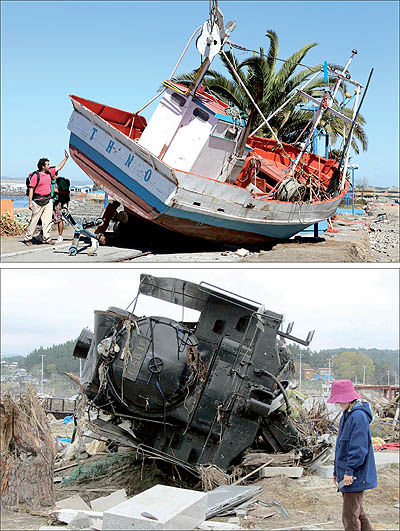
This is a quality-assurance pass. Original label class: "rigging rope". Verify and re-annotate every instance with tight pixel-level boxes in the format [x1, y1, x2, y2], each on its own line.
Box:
[227, 40, 321, 73]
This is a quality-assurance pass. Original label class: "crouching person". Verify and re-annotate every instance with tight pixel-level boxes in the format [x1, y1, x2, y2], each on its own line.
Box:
[327, 379, 377, 531]
[23, 151, 69, 245]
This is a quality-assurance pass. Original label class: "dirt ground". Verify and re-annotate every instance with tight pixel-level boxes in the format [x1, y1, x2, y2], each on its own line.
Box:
[1, 457, 398, 530]
[236, 466, 399, 530]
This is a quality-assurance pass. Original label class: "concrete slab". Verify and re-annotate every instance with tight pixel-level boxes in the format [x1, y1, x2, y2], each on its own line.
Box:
[103, 484, 207, 530]
[1, 241, 145, 263]
[90, 488, 127, 512]
[56, 495, 91, 511]
[373, 451, 400, 467]
[260, 466, 303, 478]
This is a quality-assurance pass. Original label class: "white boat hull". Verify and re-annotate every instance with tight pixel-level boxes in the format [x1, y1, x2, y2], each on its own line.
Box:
[68, 102, 347, 244]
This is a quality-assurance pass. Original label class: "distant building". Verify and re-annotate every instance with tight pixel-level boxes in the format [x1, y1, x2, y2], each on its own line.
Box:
[70, 184, 94, 193]
[313, 367, 334, 381]
[303, 368, 314, 380]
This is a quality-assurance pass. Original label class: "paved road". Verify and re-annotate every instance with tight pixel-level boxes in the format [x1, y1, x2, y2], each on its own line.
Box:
[1, 212, 377, 263]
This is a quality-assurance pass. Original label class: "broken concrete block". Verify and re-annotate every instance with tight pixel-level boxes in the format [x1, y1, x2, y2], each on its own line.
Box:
[51, 508, 103, 525]
[259, 466, 303, 478]
[56, 494, 92, 511]
[197, 521, 241, 530]
[103, 484, 207, 530]
[90, 488, 127, 512]
[67, 512, 103, 530]
[68, 515, 93, 529]
[235, 248, 250, 257]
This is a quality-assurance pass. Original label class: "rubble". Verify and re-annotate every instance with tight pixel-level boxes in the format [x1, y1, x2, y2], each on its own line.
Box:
[0, 211, 27, 236]
[51, 507, 102, 524]
[56, 495, 91, 511]
[0, 384, 55, 509]
[366, 203, 400, 262]
[259, 466, 304, 478]
[234, 248, 250, 257]
[360, 390, 399, 446]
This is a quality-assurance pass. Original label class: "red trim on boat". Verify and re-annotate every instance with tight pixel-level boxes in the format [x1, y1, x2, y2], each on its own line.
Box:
[70, 94, 147, 140]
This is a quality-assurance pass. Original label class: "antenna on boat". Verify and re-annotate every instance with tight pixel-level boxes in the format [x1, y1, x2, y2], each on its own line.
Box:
[284, 49, 365, 188]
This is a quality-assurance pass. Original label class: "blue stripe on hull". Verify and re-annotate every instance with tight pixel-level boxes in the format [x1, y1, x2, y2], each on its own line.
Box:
[69, 133, 167, 213]
[70, 132, 312, 239]
[164, 207, 311, 239]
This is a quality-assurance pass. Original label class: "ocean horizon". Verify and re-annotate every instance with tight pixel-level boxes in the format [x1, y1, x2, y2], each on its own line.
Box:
[2, 195, 30, 208]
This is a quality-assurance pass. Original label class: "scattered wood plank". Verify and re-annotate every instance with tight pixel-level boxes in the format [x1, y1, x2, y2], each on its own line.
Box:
[242, 452, 297, 467]
[231, 459, 273, 486]
[54, 462, 80, 473]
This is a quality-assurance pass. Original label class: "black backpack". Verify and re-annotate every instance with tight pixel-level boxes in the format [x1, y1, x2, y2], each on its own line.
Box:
[26, 171, 40, 196]
[57, 176, 70, 193]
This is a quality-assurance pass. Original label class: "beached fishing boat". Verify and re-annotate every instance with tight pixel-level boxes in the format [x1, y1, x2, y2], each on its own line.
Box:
[67, 2, 370, 244]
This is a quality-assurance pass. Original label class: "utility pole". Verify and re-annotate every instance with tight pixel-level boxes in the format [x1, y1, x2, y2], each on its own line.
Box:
[40, 354, 46, 395]
[348, 164, 359, 215]
[299, 351, 302, 391]
[363, 365, 366, 385]
[387, 371, 390, 386]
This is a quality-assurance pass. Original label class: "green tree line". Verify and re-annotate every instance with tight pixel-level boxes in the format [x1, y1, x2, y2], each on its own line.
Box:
[288, 343, 399, 384]
[6, 339, 80, 376]
[4, 340, 398, 386]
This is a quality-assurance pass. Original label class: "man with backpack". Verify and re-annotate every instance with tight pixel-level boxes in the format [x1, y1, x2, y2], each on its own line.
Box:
[23, 150, 69, 245]
[52, 172, 71, 242]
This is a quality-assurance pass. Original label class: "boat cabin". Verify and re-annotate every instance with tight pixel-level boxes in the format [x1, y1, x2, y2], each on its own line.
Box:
[137, 82, 247, 181]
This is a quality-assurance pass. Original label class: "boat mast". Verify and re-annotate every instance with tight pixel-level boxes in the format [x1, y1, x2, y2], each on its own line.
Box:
[339, 68, 374, 189]
[185, 0, 235, 97]
[287, 50, 359, 179]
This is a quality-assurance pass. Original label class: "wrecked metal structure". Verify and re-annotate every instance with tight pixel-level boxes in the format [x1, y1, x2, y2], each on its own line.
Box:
[74, 275, 323, 473]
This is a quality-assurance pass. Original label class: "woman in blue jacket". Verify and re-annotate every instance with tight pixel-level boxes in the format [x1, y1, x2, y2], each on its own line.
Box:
[327, 379, 377, 531]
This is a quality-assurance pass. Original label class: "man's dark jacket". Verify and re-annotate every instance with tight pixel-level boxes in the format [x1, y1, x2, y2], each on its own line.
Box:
[334, 400, 377, 492]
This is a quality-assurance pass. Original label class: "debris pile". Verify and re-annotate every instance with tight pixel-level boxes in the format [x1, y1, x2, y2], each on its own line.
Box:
[367, 204, 400, 262]
[293, 399, 339, 437]
[0, 211, 27, 236]
[0, 384, 55, 509]
[381, 393, 400, 420]
[367, 392, 400, 449]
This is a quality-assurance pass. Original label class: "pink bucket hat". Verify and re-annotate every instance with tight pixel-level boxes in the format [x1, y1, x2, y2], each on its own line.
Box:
[327, 379, 361, 403]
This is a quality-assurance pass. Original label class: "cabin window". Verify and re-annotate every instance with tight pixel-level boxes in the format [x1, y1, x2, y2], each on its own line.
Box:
[171, 92, 186, 107]
[225, 125, 238, 140]
[236, 316, 250, 333]
[193, 108, 209, 122]
[212, 319, 225, 334]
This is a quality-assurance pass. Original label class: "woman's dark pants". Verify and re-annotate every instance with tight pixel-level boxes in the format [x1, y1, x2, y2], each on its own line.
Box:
[342, 491, 373, 531]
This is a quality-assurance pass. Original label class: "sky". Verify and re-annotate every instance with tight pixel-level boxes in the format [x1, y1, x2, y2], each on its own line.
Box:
[1, 267, 399, 357]
[1, 1, 399, 187]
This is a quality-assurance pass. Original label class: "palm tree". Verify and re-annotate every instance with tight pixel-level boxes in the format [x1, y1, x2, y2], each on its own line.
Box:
[174, 30, 367, 157]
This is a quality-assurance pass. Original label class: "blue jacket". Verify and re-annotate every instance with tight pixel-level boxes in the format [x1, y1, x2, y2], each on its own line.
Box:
[334, 400, 377, 492]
